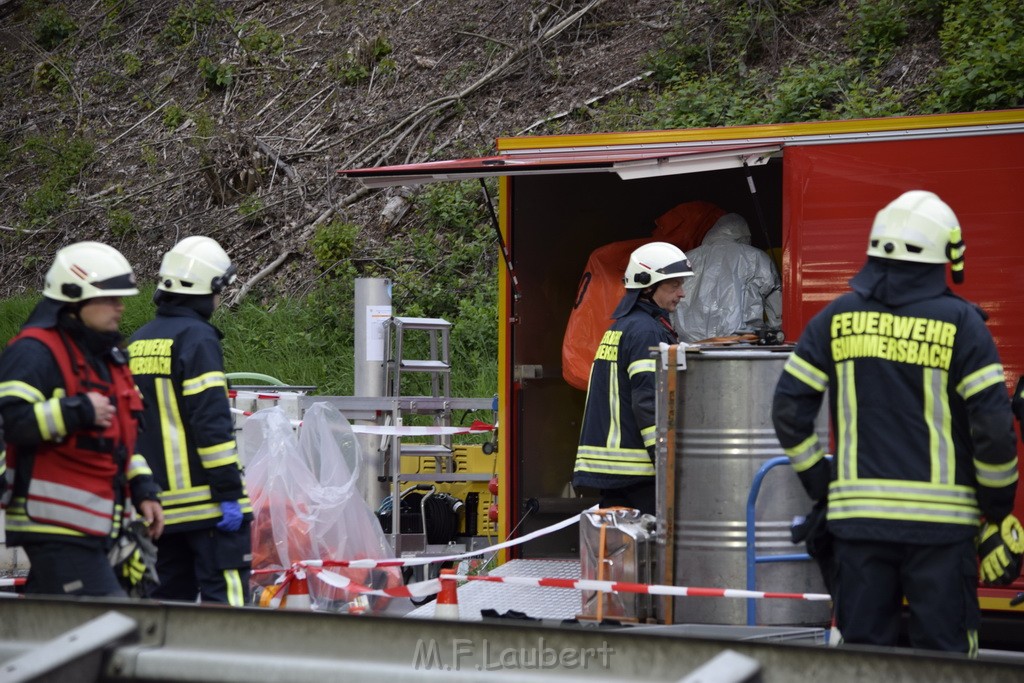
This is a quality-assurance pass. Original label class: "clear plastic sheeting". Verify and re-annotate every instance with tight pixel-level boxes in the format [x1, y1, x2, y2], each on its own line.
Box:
[244, 402, 402, 612]
[672, 213, 782, 343]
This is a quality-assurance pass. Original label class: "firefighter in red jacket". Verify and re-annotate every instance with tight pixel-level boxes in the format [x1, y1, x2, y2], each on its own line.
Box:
[0, 241, 164, 597]
[572, 242, 693, 514]
[772, 191, 1021, 655]
[128, 236, 252, 605]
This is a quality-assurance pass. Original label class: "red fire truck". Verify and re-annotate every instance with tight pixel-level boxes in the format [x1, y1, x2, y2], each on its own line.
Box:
[341, 109, 1024, 645]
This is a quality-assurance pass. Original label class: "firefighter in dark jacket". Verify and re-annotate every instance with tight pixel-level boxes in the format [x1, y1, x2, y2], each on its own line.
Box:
[772, 190, 1021, 655]
[128, 236, 252, 606]
[0, 241, 164, 597]
[573, 241, 694, 514]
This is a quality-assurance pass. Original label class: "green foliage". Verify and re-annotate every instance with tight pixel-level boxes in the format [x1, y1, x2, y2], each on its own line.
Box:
[217, 287, 357, 396]
[34, 4, 77, 50]
[198, 56, 235, 89]
[162, 103, 188, 129]
[193, 111, 216, 138]
[20, 132, 95, 224]
[238, 20, 284, 56]
[162, 0, 224, 46]
[122, 51, 142, 77]
[845, 0, 908, 67]
[107, 207, 136, 237]
[237, 195, 263, 224]
[328, 34, 393, 85]
[311, 219, 360, 277]
[772, 60, 854, 122]
[924, 0, 1024, 112]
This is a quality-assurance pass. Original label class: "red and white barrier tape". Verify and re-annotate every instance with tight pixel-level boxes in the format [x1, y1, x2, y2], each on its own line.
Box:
[0, 578, 25, 589]
[277, 567, 828, 604]
[258, 509, 828, 605]
[253, 508, 580, 580]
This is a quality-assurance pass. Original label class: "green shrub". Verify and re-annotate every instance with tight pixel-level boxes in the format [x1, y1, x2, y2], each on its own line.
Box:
[34, 4, 77, 50]
[924, 0, 1024, 112]
[107, 207, 136, 237]
[198, 56, 235, 89]
[311, 219, 360, 276]
[845, 0, 908, 67]
[238, 20, 284, 56]
[162, 0, 223, 46]
[162, 103, 188, 130]
[20, 132, 95, 224]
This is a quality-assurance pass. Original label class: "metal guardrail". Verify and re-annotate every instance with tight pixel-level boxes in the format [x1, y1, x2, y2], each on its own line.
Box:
[0, 597, 1020, 683]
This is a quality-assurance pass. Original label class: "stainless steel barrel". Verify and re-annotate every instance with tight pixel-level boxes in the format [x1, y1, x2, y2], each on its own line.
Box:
[656, 347, 830, 626]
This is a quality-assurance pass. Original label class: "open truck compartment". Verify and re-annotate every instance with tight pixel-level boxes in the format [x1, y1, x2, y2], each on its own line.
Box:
[340, 110, 1024, 629]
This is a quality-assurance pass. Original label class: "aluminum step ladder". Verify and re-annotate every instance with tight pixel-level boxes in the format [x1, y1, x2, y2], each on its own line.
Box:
[382, 316, 454, 554]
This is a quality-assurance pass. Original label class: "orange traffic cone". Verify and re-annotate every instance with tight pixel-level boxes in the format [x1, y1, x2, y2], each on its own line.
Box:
[283, 572, 311, 611]
[434, 569, 460, 620]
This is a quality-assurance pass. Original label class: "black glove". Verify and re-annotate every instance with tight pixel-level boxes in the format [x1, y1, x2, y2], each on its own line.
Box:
[978, 514, 1024, 586]
[791, 499, 834, 594]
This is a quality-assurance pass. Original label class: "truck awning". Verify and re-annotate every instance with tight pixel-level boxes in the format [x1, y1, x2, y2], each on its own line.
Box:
[338, 144, 780, 188]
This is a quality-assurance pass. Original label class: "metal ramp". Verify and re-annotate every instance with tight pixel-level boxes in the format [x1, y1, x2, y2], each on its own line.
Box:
[406, 559, 583, 621]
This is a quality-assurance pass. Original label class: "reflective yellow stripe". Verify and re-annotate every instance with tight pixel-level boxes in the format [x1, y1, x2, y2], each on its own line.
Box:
[159, 485, 214, 506]
[836, 360, 857, 480]
[627, 358, 655, 378]
[156, 377, 191, 491]
[574, 446, 655, 476]
[784, 353, 828, 393]
[923, 367, 953, 486]
[197, 440, 239, 469]
[161, 502, 222, 525]
[224, 569, 245, 606]
[33, 397, 66, 441]
[607, 364, 620, 448]
[0, 380, 45, 403]
[640, 424, 656, 448]
[957, 363, 1004, 399]
[829, 479, 980, 525]
[182, 371, 228, 397]
[784, 433, 825, 473]
[126, 453, 153, 479]
[974, 457, 1019, 488]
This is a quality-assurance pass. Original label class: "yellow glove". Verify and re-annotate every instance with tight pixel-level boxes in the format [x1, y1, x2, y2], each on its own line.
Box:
[979, 515, 1024, 586]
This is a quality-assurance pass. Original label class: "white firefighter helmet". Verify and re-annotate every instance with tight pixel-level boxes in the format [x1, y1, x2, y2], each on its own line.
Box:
[158, 236, 236, 295]
[623, 241, 694, 289]
[868, 190, 965, 281]
[43, 241, 139, 302]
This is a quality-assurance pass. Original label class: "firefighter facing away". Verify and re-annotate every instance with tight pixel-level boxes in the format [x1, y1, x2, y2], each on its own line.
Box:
[772, 190, 1021, 655]
[0, 242, 164, 597]
[572, 241, 693, 514]
[129, 236, 253, 605]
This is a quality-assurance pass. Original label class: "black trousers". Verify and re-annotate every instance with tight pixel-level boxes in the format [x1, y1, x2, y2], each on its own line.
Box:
[152, 525, 252, 606]
[598, 479, 656, 516]
[23, 542, 126, 598]
[833, 536, 979, 654]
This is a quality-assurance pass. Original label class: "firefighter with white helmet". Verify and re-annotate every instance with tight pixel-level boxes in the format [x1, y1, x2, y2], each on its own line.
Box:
[572, 241, 693, 513]
[0, 241, 163, 597]
[128, 236, 251, 605]
[772, 190, 1019, 654]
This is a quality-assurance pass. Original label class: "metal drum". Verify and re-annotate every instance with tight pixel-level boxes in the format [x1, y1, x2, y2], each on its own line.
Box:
[657, 347, 830, 626]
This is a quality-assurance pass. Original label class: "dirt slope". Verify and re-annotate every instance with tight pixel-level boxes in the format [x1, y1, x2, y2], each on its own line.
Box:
[0, 0, 673, 301]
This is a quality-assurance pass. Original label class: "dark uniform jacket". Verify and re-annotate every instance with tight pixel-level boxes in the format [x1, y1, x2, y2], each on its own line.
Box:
[128, 304, 252, 533]
[573, 296, 679, 490]
[0, 303, 160, 548]
[773, 258, 1018, 544]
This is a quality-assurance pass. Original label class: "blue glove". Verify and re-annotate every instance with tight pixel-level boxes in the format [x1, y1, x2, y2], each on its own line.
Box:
[216, 501, 243, 532]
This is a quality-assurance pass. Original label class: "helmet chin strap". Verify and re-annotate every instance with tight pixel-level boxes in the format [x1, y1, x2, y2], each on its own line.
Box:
[947, 226, 965, 284]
